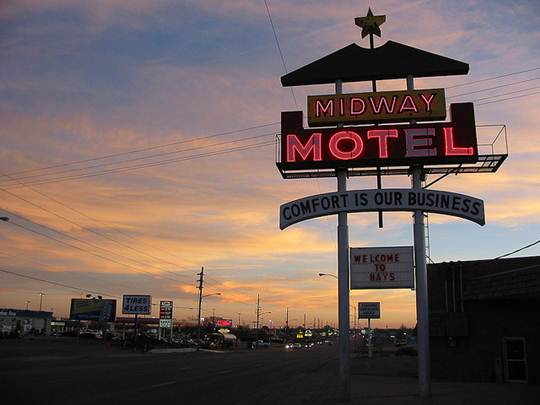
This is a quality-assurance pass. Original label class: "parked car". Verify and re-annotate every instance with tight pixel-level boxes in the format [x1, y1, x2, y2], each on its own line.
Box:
[79, 329, 103, 339]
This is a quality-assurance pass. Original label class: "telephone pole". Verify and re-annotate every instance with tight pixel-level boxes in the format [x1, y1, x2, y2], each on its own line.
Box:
[196, 267, 204, 347]
[255, 294, 260, 340]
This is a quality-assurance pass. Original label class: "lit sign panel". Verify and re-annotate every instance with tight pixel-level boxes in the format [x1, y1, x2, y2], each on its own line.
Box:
[278, 103, 477, 171]
[69, 299, 117, 322]
[358, 302, 381, 319]
[122, 295, 151, 315]
[279, 188, 485, 229]
[159, 300, 173, 320]
[308, 88, 446, 126]
[159, 319, 172, 328]
[216, 319, 233, 328]
[351, 247, 414, 289]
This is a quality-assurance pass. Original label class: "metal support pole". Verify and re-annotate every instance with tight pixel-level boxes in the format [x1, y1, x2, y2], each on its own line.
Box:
[408, 74, 430, 397]
[335, 78, 350, 401]
[368, 318, 372, 358]
[413, 166, 430, 397]
[337, 168, 351, 401]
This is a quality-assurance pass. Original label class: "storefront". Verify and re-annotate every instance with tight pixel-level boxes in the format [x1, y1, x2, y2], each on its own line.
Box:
[0, 308, 53, 336]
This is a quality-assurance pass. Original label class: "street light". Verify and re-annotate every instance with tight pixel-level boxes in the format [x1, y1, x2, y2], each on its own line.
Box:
[39, 293, 45, 311]
[25, 300, 30, 310]
[318, 273, 338, 279]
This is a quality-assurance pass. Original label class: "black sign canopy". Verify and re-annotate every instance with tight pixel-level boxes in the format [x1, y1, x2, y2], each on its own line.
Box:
[281, 41, 469, 87]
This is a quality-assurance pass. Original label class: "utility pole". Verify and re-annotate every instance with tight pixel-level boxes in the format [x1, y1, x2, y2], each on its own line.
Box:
[39, 293, 45, 311]
[303, 313, 306, 329]
[196, 267, 204, 347]
[255, 294, 260, 340]
[286, 307, 289, 329]
[238, 313, 241, 327]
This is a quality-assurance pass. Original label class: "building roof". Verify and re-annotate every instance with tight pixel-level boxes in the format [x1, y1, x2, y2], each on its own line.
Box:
[281, 41, 469, 87]
[0, 308, 53, 318]
[429, 256, 540, 301]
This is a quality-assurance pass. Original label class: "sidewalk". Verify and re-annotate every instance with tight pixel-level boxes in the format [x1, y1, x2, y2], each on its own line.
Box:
[345, 374, 539, 405]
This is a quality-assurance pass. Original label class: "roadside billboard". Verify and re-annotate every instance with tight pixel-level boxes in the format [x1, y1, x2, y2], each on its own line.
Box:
[69, 299, 116, 322]
[122, 295, 151, 315]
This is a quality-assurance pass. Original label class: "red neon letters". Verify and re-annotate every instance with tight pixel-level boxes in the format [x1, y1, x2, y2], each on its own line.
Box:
[285, 126, 472, 162]
[280, 103, 478, 170]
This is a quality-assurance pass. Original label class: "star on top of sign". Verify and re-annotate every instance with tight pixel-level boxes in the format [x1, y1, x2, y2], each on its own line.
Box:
[355, 8, 386, 38]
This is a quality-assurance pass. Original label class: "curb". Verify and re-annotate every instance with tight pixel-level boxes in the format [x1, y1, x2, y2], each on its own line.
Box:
[150, 348, 197, 354]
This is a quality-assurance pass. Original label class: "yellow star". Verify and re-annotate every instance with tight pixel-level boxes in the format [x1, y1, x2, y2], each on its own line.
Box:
[355, 8, 386, 38]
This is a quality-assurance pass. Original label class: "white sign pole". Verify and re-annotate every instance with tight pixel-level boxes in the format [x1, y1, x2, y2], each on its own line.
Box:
[367, 317, 372, 358]
[408, 74, 431, 397]
[336, 79, 351, 402]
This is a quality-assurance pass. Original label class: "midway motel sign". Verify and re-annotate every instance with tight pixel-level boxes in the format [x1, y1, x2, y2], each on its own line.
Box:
[278, 102, 477, 172]
[280, 188, 485, 230]
[307, 88, 446, 127]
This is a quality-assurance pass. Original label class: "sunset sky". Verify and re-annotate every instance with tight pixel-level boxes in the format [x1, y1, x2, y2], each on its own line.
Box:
[1, 0, 539, 329]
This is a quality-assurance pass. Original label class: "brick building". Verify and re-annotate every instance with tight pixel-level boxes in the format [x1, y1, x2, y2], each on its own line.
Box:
[428, 256, 540, 384]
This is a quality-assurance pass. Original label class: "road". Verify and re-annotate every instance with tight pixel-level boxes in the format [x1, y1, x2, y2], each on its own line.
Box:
[1, 338, 340, 405]
[2, 338, 539, 405]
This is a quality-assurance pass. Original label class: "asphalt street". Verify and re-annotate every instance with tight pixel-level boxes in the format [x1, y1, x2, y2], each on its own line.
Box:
[1, 338, 340, 405]
[2, 338, 539, 405]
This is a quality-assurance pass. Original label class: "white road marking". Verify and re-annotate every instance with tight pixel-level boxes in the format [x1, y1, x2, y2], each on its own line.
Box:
[151, 381, 177, 388]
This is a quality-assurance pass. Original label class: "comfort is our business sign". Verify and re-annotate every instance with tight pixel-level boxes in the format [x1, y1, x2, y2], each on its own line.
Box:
[307, 88, 446, 126]
[279, 188, 485, 229]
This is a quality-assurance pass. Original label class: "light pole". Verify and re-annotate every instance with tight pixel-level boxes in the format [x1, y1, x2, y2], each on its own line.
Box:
[25, 300, 30, 310]
[39, 293, 45, 311]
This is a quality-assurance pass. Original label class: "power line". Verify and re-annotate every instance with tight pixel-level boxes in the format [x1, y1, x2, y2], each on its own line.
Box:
[0, 174, 203, 270]
[445, 67, 540, 89]
[475, 90, 540, 106]
[494, 239, 540, 260]
[2, 65, 537, 186]
[0, 267, 120, 298]
[0, 267, 198, 311]
[263, 0, 298, 109]
[470, 86, 540, 103]
[1, 174, 198, 271]
[4, 219, 191, 285]
[4, 122, 279, 178]
[447, 76, 540, 99]
[0, 198, 195, 283]
[2, 132, 275, 185]
[3, 140, 274, 189]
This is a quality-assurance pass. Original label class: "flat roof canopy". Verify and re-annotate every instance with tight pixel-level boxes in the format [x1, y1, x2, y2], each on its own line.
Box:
[281, 41, 469, 87]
